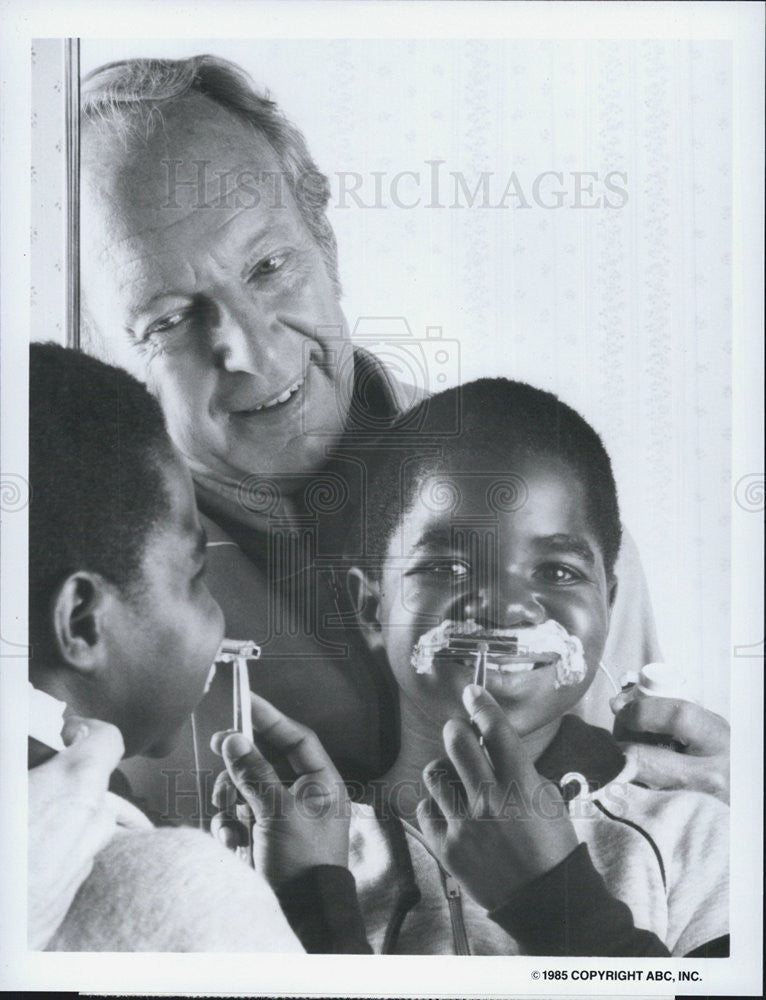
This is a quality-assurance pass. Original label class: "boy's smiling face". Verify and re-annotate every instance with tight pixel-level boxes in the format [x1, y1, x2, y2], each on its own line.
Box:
[372, 454, 616, 743]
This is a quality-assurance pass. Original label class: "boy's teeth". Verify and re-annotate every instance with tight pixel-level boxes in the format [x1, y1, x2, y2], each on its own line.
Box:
[487, 660, 536, 674]
[252, 378, 304, 411]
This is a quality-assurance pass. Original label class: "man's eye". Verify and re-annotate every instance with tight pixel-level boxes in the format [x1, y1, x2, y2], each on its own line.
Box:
[145, 310, 188, 337]
[248, 253, 287, 280]
[536, 564, 582, 585]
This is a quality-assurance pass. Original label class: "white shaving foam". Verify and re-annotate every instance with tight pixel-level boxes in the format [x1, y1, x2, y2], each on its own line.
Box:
[410, 618, 586, 687]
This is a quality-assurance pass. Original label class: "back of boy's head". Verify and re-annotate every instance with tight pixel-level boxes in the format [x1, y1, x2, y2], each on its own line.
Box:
[362, 377, 622, 577]
[29, 343, 173, 664]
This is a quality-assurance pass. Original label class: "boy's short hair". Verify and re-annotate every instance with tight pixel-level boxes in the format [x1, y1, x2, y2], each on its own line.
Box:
[361, 377, 622, 576]
[29, 344, 173, 661]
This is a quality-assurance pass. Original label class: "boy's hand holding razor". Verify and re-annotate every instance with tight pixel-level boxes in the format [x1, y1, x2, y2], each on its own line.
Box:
[210, 692, 351, 887]
[417, 684, 580, 912]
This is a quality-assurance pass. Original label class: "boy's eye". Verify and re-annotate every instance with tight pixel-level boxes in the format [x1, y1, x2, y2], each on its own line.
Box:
[536, 564, 583, 585]
[410, 559, 471, 579]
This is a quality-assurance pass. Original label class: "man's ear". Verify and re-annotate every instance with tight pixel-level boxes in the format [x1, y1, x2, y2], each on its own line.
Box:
[346, 567, 385, 652]
[51, 572, 111, 674]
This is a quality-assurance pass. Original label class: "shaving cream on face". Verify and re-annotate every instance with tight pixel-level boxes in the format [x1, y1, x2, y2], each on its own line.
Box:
[410, 618, 587, 688]
[411, 619, 482, 674]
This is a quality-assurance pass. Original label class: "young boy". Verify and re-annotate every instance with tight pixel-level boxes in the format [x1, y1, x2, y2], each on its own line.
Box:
[343, 377, 729, 955]
[29, 344, 358, 952]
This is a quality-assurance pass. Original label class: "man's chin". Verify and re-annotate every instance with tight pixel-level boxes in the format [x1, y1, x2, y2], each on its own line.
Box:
[226, 430, 346, 483]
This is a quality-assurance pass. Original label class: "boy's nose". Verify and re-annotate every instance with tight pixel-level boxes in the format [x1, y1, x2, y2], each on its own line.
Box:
[496, 594, 546, 628]
[456, 578, 546, 629]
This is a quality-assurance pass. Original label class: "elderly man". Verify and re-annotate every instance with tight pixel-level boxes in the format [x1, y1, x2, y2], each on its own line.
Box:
[77, 55, 728, 822]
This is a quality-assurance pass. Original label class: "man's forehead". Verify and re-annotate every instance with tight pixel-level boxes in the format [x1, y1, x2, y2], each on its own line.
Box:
[81, 106, 304, 305]
[83, 91, 273, 165]
[82, 93, 287, 230]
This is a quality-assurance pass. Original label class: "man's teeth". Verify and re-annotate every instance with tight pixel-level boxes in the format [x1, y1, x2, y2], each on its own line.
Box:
[251, 378, 304, 411]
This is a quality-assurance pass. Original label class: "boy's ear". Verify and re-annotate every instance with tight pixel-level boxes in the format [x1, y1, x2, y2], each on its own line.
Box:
[607, 575, 618, 614]
[346, 567, 385, 652]
[51, 572, 111, 674]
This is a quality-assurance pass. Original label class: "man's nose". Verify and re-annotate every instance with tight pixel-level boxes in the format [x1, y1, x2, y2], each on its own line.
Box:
[210, 297, 279, 375]
[459, 574, 546, 629]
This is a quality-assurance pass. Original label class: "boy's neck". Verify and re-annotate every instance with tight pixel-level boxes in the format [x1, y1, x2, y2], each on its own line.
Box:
[380, 695, 564, 824]
[379, 697, 443, 822]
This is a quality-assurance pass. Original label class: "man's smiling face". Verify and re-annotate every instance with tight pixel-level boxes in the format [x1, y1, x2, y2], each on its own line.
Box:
[375, 454, 616, 741]
[82, 94, 352, 482]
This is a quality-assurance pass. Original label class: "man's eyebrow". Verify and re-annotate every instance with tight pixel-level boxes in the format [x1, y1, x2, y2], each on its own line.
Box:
[536, 534, 596, 563]
[239, 225, 310, 273]
[123, 222, 292, 321]
[130, 289, 191, 315]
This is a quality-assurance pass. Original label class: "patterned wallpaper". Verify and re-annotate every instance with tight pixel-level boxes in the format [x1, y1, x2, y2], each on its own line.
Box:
[31, 40, 67, 345]
[33, 38, 732, 714]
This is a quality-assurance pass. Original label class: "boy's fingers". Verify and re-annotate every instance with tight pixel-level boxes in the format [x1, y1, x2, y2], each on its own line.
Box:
[210, 729, 239, 756]
[613, 697, 729, 755]
[248, 692, 341, 782]
[222, 732, 283, 820]
[621, 742, 688, 788]
[461, 684, 536, 789]
[442, 717, 494, 798]
[211, 769, 238, 811]
[609, 690, 632, 714]
[416, 796, 448, 850]
[210, 812, 249, 850]
[423, 758, 467, 819]
[621, 743, 729, 803]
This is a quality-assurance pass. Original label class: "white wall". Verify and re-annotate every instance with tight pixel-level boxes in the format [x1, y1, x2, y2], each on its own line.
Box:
[34, 37, 733, 714]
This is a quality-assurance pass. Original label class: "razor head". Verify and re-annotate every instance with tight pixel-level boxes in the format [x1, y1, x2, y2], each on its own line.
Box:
[215, 639, 261, 663]
[443, 634, 521, 656]
[438, 633, 560, 667]
[219, 639, 259, 744]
